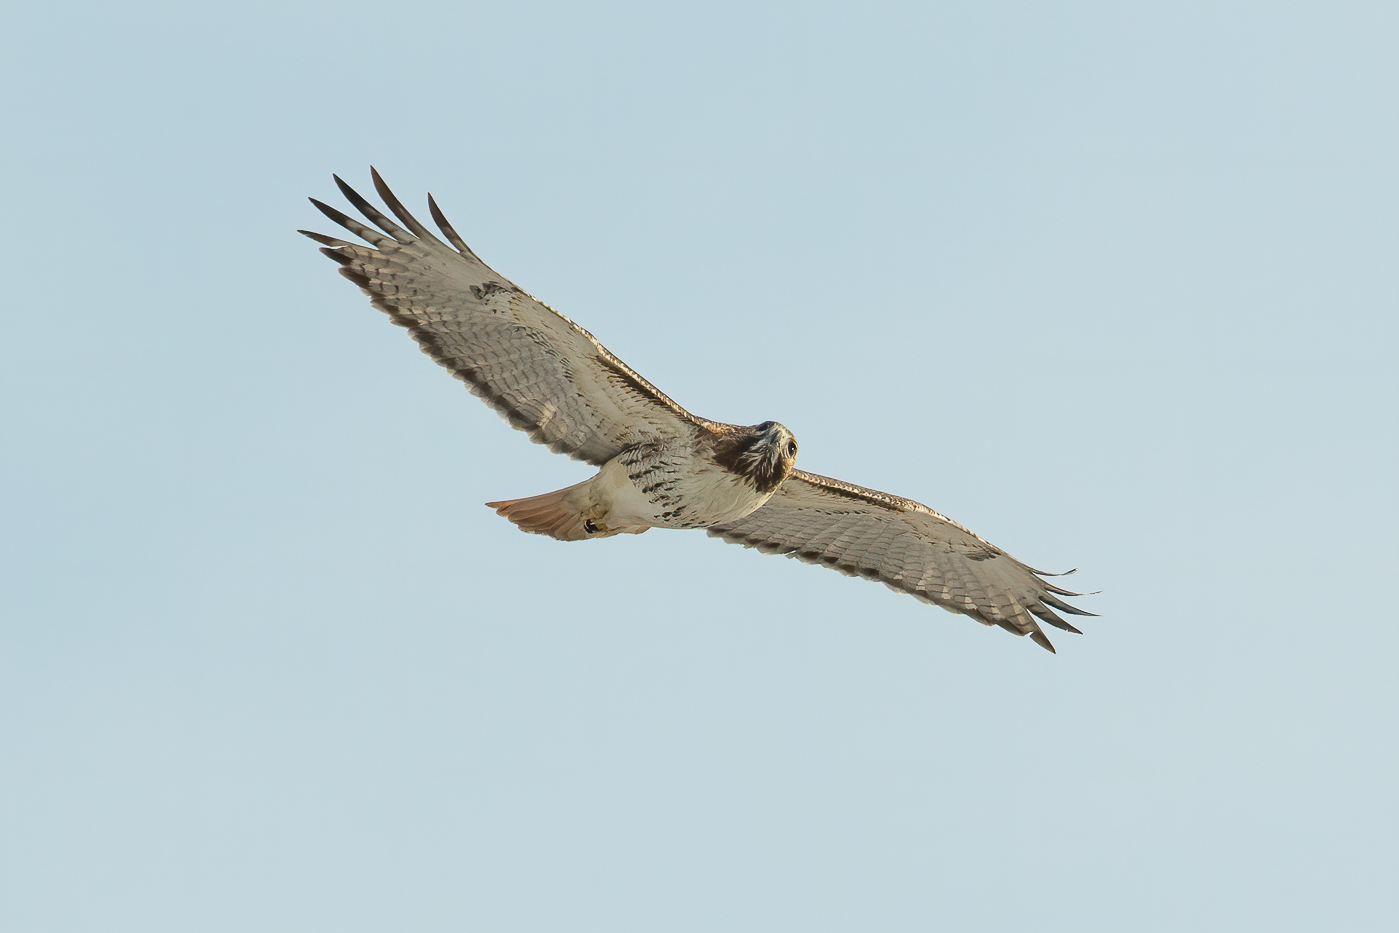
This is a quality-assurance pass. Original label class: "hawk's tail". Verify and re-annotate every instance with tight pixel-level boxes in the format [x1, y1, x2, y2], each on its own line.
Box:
[487, 480, 597, 541]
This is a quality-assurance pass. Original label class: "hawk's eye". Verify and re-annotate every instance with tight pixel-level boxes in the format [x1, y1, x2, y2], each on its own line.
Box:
[786, 441, 798, 457]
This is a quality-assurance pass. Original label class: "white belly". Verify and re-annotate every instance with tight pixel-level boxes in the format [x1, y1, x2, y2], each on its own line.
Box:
[591, 448, 772, 532]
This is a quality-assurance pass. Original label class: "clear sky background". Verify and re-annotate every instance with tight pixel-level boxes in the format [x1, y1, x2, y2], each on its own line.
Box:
[2, 2, 1395, 931]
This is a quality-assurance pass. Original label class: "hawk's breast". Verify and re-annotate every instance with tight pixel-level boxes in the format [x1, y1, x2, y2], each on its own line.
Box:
[601, 439, 780, 530]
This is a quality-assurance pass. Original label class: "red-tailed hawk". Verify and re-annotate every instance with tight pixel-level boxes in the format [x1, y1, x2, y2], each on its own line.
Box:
[302, 170, 1094, 651]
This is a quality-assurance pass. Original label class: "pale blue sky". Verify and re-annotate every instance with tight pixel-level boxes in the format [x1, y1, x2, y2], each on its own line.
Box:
[2, 2, 1396, 931]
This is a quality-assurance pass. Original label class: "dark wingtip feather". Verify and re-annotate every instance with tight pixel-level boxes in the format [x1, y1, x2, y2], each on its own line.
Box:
[332, 172, 407, 240]
[308, 196, 350, 224]
[1030, 631, 1057, 653]
[299, 229, 353, 248]
[428, 193, 476, 257]
[369, 167, 443, 245]
[1042, 591, 1097, 618]
[306, 197, 392, 247]
[1029, 599, 1086, 635]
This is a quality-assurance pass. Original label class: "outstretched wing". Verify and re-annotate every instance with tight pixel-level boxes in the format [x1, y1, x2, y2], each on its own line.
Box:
[301, 169, 706, 465]
[708, 470, 1094, 651]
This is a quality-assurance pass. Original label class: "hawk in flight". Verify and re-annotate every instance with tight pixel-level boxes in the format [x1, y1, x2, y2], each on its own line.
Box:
[302, 170, 1094, 651]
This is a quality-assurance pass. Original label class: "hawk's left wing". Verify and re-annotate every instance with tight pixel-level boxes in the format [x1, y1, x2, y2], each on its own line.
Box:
[708, 470, 1094, 651]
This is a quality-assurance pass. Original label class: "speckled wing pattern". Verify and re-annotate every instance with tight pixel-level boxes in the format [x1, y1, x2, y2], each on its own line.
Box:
[300, 170, 705, 466]
[708, 471, 1093, 652]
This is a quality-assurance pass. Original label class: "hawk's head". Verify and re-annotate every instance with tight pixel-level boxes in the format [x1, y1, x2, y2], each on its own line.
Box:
[731, 420, 798, 494]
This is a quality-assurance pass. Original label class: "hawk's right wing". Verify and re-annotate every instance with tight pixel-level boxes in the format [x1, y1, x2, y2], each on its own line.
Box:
[301, 170, 708, 466]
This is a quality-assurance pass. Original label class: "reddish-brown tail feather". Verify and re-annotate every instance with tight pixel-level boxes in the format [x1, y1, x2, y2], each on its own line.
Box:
[486, 481, 594, 541]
